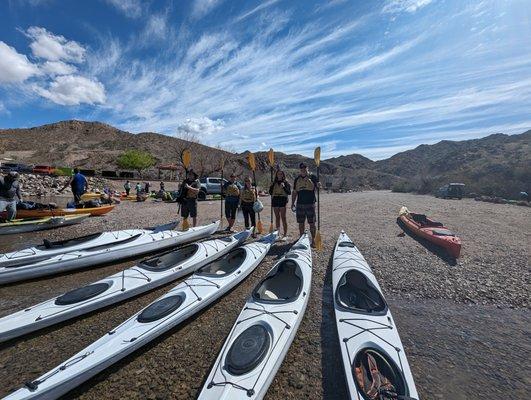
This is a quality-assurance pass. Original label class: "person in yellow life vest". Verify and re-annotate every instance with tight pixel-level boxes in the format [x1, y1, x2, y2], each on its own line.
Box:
[223, 173, 242, 232]
[240, 176, 257, 238]
[179, 170, 201, 227]
[291, 162, 319, 247]
[269, 169, 291, 240]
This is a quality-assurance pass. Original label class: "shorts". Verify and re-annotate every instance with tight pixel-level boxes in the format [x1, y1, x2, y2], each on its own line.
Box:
[181, 199, 197, 218]
[272, 196, 288, 208]
[225, 201, 238, 219]
[296, 204, 316, 224]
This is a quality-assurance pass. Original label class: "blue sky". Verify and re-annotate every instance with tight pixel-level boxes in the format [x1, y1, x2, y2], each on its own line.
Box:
[0, 0, 529, 159]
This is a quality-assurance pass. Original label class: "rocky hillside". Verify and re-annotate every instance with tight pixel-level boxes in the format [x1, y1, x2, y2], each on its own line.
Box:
[0, 120, 529, 198]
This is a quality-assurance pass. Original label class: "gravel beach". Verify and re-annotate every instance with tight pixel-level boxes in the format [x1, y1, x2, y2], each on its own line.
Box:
[0, 191, 529, 399]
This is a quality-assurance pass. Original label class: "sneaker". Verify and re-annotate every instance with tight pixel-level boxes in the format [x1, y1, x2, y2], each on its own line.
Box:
[310, 242, 316, 248]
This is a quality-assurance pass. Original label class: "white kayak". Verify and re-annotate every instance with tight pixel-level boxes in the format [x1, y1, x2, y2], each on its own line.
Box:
[4, 232, 277, 400]
[198, 233, 312, 400]
[0, 229, 251, 343]
[332, 231, 418, 400]
[0, 221, 219, 284]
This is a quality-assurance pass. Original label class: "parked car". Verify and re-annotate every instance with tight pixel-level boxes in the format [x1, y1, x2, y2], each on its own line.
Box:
[33, 165, 55, 175]
[437, 183, 465, 199]
[198, 177, 228, 200]
[1, 163, 34, 173]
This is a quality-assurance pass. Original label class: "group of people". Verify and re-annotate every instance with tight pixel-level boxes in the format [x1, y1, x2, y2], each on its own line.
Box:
[176, 162, 320, 246]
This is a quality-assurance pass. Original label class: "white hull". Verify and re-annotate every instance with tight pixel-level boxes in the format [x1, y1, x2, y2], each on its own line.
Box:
[0, 226, 250, 343]
[198, 234, 313, 400]
[0, 222, 219, 284]
[3, 233, 276, 400]
[332, 231, 418, 399]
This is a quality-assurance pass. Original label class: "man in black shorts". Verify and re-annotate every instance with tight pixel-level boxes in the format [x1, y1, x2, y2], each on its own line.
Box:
[291, 162, 319, 247]
[179, 170, 200, 227]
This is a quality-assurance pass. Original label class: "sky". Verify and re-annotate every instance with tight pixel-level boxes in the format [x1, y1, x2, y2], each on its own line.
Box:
[0, 0, 530, 160]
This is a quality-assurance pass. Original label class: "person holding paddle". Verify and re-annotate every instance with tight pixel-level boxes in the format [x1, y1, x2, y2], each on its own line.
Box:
[269, 169, 291, 240]
[179, 169, 200, 227]
[222, 173, 241, 232]
[291, 162, 319, 247]
[240, 176, 257, 238]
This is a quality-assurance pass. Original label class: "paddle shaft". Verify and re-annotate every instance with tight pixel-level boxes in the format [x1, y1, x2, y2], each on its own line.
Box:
[270, 167, 273, 225]
[317, 166, 320, 230]
[252, 170, 261, 221]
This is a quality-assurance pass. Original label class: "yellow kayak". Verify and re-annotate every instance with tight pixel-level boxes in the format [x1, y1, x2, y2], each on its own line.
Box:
[80, 193, 102, 201]
[0, 214, 90, 235]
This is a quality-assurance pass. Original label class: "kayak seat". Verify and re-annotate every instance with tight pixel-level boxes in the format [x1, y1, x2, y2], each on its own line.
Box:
[253, 260, 302, 303]
[137, 294, 185, 323]
[140, 244, 199, 272]
[197, 248, 246, 276]
[336, 270, 387, 314]
[225, 324, 271, 376]
[55, 282, 111, 306]
[411, 213, 444, 227]
[38, 232, 102, 250]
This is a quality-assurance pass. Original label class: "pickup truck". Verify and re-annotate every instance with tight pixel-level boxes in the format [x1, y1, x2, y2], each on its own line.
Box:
[198, 177, 228, 200]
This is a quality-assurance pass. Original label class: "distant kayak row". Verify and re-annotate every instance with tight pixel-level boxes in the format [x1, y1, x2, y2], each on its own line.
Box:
[1, 225, 419, 400]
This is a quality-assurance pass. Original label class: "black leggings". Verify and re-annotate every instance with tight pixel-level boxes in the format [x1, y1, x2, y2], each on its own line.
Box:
[241, 202, 256, 229]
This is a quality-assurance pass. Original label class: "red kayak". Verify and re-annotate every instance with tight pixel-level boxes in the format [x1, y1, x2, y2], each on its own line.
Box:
[398, 206, 462, 258]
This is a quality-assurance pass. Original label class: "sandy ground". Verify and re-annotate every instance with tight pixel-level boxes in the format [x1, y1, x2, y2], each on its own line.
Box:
[0, 191, 529, 399]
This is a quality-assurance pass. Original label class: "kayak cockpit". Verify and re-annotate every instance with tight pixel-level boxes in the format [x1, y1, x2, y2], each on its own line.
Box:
[253, 260, 303, 303]
[139, 244, 200, 272]
[37, 232, 103, 250]
[196, 248, 246, 276]
[353, 348, 409, 400]
[336, 270, 387, 315]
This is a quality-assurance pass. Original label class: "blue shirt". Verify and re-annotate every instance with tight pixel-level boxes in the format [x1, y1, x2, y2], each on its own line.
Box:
[71, 173, 87, 194]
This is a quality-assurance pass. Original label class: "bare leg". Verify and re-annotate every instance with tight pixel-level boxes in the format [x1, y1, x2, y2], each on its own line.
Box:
[298, 222, 305, 236]
[274, 208, 281, 230]
[309, 222, 316, 242]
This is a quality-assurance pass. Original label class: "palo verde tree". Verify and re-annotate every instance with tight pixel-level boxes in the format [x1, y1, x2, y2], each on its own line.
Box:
[117, 149, 156, 178]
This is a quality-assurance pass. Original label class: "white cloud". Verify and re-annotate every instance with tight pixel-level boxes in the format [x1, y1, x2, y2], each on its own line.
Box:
[0, 41, 40, 83]
[191, 0, 224, 19]
[41, 60, 77, 76]
[105, 0, 143, 18]
[177, 117, 225, 136]
[36, 75, 106, 105]
[142, 13, 169, 41]
[382, 0, 433, 14]
[25, 26, 86, 63]
[235, 0, 281, 22]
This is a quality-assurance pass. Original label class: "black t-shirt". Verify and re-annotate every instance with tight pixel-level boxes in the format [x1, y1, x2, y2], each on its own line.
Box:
[293, 174, 318, 205]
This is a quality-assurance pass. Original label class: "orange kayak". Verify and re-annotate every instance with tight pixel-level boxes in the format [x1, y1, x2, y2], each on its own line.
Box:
[3, 205, 115, 219]
[398, 206, 461, 259]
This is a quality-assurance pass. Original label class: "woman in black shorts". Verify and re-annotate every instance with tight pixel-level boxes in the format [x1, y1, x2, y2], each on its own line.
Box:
[240, 177, 257, 238]
[269, 169, 291, 240]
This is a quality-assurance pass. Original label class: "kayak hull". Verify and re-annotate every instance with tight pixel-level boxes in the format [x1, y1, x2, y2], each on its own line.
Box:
[198, 234, 312, 400]
[0, 214, 89, 235]
[333, 231, 418, 399]
[1, 205, 115, 219]
[0, 227, 247, 343]
[0, 221, 220, 284]
[398, 213, 461, 258]
[3, 235, 275, 400]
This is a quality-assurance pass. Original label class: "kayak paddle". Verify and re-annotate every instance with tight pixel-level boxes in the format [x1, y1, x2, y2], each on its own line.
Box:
[247, 152, 263, 234]
[268, 148, 275, 233]
[314, 146, 323, 251]
[220, 157, 225, 229]
[182, 148, 191, 231]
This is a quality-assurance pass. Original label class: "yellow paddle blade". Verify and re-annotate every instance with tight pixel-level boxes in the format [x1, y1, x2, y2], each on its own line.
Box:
[314, 230, 323, 251]
[182, 149, 192, 169]
[182, 218, 190, 231]
[314, 147, 321, 167]
[247, 152, 256, 171]
[268, 148, 274, 167]
[256, 219, 263, 234]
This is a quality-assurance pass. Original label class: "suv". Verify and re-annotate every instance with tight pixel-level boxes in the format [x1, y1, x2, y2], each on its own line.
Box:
[437, 183, 465, 199]
[198, 177, 228, 200]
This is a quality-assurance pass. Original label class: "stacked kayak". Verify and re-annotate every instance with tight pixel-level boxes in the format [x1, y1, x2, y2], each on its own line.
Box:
[0, 214, 89, 235]
[3, 232, 276, 400]
[398, 206, 461, 258]
[0, 221, 220, 284]
[0, 229, 251, 343]
[1, 205, 115, 219]
[198, 233, 312, 400]
[333, 231, 418, 400]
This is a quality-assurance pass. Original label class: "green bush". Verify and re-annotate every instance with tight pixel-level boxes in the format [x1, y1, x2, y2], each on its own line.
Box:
[117, 150, 156, 177]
